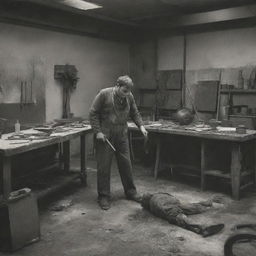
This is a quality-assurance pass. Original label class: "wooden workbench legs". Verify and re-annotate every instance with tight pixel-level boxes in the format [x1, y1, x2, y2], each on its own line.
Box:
[231, 143, 242, 200]
[2, 156, 11, 200]
[154, 138, 161, 179]
[60, 134, 88, 185]
[255, 140, 256, 187]
[80, 134, 87, 185]
[201, 141, 242, 200]
[63, 141, 70, 172]
[201, 140, 206, 191]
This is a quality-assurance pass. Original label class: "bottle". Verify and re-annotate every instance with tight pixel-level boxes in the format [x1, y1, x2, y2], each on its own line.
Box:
[15, 120, 20, 134]
[237, 70, 244, 89]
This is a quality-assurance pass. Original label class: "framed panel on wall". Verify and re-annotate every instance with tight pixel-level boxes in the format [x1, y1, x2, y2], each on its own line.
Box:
[130, 40, 157, 89]
[157, 70, 182, 90]
[194, 80, 219, 112]
[139, 91, 156, 108]
[166, 70, 182, 89]
[164, 91, 182, 110]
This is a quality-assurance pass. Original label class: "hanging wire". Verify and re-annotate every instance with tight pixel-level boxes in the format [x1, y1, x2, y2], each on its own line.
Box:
[185, 84, 200, 121]
[216, 69, 223, 120]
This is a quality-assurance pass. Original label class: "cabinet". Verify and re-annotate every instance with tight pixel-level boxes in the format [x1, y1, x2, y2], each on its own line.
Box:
[220, 89, 256, 129]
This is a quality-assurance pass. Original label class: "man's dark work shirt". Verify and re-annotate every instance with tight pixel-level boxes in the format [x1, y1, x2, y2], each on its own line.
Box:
[89, 87, 143, 135]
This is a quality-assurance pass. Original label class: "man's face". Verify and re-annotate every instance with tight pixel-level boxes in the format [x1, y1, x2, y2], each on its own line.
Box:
[117, 85, 131, 98]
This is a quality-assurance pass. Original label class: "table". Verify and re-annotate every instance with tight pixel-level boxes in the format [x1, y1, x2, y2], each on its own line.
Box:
[0, 126, 92, 200]
[129, 122, 256, 200]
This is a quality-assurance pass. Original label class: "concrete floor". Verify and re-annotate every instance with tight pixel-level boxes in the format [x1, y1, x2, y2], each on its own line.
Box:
[1, 158, 256, 256]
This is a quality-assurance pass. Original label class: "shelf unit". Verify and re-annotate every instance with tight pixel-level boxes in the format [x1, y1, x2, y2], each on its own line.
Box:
[204, 169, 252, 179]
[220, 89, 256, 128]
[221, 89, 256, 94]
[229, 115, 256, 118]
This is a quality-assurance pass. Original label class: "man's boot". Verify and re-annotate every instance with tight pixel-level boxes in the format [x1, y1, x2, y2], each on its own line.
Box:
[98, 197, 111, 210]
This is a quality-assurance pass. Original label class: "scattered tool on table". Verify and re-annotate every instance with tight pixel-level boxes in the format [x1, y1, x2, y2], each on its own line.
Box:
[9, 141, 30, 145]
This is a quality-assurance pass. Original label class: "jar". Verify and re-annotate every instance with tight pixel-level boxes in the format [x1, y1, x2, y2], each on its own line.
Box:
[236, 125, 246, 134]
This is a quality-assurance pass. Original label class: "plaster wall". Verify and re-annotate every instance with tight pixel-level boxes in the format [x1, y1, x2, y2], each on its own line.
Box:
[0, 22, 129, 154]
[158, 27, 256, 71]
[157, 27, 256, 126]
[186, 27, 256, 69]
[44, 31, 130, 122]
[0, 22, 129, 124]
[158, 36, 184, 70]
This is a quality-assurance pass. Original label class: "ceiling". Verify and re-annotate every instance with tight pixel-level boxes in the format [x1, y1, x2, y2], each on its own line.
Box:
[84, 0, 256, 24]
[1, 0, 256, 41]
[6, 0, 256, 28]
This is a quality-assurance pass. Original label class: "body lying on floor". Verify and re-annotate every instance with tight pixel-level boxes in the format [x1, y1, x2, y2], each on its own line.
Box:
[141, 192, 224, 237]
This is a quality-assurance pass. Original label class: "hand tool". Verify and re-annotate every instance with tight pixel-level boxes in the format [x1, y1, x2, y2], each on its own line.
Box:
[105, 138, 116, 152]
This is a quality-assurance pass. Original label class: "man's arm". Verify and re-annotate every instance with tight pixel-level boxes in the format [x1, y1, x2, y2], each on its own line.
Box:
[129, 94, 148, 138]
[89, 91, 104, 134]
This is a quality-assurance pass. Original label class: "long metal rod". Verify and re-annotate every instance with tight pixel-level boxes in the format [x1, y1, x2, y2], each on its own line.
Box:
[105, 138, 116, 152]
[185, 85, 200, 120]
[182, 33, 187, 107]
[216, 69, 223, 120]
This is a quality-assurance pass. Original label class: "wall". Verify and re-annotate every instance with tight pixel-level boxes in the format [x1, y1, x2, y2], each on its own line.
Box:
[158, 36, 183, 70]
[157, 27, 256, 124]
[0, 24, 47, 126]
[130, 40, 157, 91]
[0, 22, 130, 153]
[0, 22, 129, 123]
[186, 27, 256, 69]
[44, 30, 130, 122]
[158, 27, 256, 71]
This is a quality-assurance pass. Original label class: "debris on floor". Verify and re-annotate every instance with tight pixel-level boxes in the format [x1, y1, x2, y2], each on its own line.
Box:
[4, 158, 256, 256]
[49, 199, 73, 211]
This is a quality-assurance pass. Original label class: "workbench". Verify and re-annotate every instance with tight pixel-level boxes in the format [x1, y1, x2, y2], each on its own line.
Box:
[0, 125, 92, 201]
[129, 122, 256, 200]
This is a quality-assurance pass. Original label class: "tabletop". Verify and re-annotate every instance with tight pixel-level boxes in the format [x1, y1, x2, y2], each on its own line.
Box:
[0, 125, 92, 156]
[128, 122, 256, 142]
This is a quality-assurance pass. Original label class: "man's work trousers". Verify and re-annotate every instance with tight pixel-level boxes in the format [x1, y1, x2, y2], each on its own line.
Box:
[95, 130, 137, 199]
